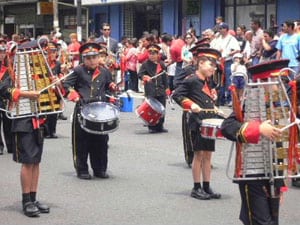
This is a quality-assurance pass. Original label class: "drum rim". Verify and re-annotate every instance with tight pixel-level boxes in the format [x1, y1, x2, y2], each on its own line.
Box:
[81, 101, 120, 122]
[144, 97, 165, 114]
[80, 120, 119, 135]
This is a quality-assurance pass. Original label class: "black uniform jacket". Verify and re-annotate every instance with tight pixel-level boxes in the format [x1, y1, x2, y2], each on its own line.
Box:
[172, 75, 218, 131]
[0, 66, 35, 132]
[221, 112, 243, 142]
[138, 59, 167, 97]
[0, 64, 11, 109]
[173, 64, 195, 88]
[63, 64, 113, 103]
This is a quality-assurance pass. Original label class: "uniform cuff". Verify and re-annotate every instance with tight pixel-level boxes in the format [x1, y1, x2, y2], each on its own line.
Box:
[239, 120, 261, 144]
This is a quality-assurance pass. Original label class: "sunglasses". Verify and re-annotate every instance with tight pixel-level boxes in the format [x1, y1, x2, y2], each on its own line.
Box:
[103, 28, 111, 31]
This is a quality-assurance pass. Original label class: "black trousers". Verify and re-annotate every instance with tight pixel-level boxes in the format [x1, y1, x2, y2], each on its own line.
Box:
[238, 180, 280, 225]
[45, 114, 58, 136]
[0, 110, 13, 153]
[72, 106, 109, 174]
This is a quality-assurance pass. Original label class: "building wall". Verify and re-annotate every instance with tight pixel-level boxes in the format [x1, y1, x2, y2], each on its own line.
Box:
[277, 0, 300, 26]
[162, 0, 180, 36]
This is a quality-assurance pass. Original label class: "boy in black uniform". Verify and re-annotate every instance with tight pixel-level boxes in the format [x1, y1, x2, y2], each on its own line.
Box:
[2, 39, 51, 217]
[0, 38, 13, 154]
[172, 48, 222, 200]
[44, 41, 63, 138]
[221, 60, 292, 225]
[138, 44, 168, 133]
[63, 42, 118, 180]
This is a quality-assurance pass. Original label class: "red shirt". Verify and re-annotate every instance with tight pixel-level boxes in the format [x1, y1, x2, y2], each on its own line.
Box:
[170, 39, 185, 63]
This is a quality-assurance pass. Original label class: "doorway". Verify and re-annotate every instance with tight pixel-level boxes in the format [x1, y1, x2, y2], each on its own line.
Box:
[134, 3, 161, 38]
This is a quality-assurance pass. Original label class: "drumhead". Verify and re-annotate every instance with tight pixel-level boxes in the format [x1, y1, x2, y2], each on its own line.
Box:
[81, 102, 119, 122]
[201, 118, 224, 127]
[146, 97, 165, 114]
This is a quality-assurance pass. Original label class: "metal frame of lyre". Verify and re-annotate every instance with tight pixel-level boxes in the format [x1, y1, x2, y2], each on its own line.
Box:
[226, 68, 300, 188]
[5, 37, 70, 119]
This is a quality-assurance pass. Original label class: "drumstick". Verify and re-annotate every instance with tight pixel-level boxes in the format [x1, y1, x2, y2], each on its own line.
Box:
[38, 71, 74, 94]
[280, 118, 300, 132]
[150, 70, 166, 80]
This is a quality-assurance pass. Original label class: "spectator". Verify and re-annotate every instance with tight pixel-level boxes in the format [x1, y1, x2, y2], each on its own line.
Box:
[276, 20, 300, 79]
[260, 29, 278, 62]
[250, 19, 264, 65]
[210, 22, 240, 106]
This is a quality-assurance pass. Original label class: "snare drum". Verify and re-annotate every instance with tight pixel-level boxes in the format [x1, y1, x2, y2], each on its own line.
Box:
[200, 118, 224, 140]
[135, 98, 165, 126]
[79, 102, 120, 135]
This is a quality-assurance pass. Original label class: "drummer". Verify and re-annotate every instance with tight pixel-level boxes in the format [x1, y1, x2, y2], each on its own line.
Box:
[138, 44, 168, 133]
[172, 48, 222, 200]
[63, 42, 118, 179]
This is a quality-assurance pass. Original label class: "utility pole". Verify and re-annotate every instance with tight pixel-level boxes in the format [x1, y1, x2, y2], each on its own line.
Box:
[53, 0, 60, 33]
[76, 0, 82, 42]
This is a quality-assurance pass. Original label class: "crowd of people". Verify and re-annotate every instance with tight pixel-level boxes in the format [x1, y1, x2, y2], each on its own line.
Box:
[0, 18, 300, 225]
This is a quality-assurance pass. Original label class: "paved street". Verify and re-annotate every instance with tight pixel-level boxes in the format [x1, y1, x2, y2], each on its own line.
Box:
[0, 98, 300, 225]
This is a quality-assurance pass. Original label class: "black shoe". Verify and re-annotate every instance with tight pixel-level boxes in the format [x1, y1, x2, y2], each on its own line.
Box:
[191, 188, 210, 200]
[23, 202, 40, 217]
[77, 172, 92, 180]
[204, 188, 221, 199]
[58, 114, 67, 120]
[292, 179, 300, 188]
[148, 129, 158, 134]
[34, 201, 50, 213]
[94, 171, 109, 179]
[49, 134, 58, 139]
[0, 148, 3, 155]
[159, 128, 168, 133]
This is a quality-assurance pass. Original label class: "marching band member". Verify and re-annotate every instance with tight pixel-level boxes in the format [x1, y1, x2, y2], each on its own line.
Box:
[138, 44, 168, 133]
[44, 41, 64, 138]
[63, 42, 118, 180]
[221, 59, 294, 225]
[0, 38, 13, 154]
[172, 48, 222, 200]
[4, 39, 51, 217]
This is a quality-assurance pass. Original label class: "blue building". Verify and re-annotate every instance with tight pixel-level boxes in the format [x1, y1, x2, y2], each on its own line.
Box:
[1, 0, 300, 41]
[84, 0, 300, 41]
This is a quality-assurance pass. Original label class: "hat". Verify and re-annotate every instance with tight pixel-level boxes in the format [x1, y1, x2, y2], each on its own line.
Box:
[248, 59, 290, 81]
[147, 44, 161, 53]
[7, 41, 17, 54]
[219, 22, 229, 30]
[47, 41, 58, 50]
[189, 44, 206, 56]
[79, 42, 101, 57]
[194, 38, 210, 48]
[190, 47, 221, 62]
[233, 53, 243, 59]
[0, 38, 7, 44]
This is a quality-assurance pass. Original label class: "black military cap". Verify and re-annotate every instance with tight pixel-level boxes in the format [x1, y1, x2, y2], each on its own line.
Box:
[248, 59, 290, 81]
[147, 44, 161, 53]
[191, 47, 221, 62]
[47, 41, 58, 50]
[79, 42, 102, 57]
[194, 38, 210, 48]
